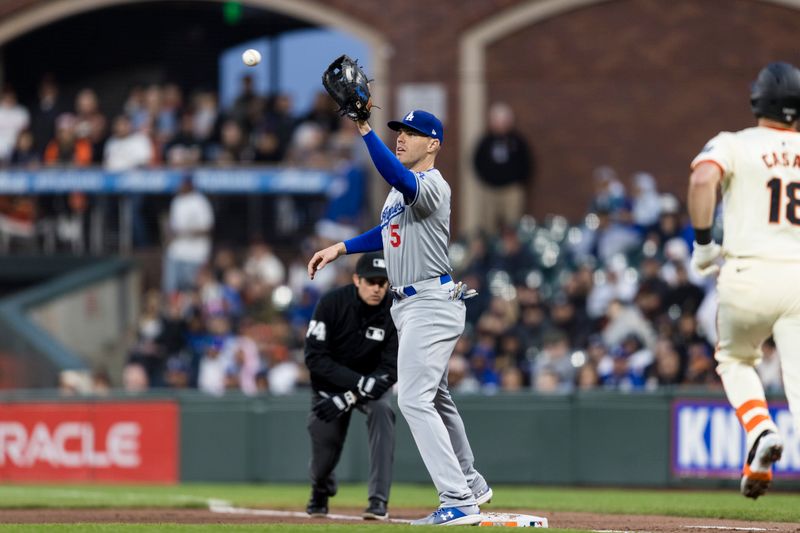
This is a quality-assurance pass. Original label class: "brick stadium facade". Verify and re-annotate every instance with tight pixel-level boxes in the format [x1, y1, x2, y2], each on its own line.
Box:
[2, 0, 800, 230]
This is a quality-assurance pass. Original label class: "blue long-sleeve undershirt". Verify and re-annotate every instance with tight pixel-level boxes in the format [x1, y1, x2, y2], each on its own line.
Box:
[343, 224, 383, 254]
[362, 130, 418, 200]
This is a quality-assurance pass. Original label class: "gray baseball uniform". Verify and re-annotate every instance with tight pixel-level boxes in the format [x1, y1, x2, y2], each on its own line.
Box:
[380, 169, 488, 507]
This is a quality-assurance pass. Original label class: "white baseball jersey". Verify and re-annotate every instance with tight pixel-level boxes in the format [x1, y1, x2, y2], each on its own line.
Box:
[692, 126, 800, 260]
[379, 168, 452, 286]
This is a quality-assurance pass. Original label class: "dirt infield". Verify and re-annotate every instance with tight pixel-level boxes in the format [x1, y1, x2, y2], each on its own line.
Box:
[0, 507, 797, 532]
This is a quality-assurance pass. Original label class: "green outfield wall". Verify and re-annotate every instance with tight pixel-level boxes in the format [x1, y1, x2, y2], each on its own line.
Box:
[1, 389, 796, 488]
[175, 389, 799, 488]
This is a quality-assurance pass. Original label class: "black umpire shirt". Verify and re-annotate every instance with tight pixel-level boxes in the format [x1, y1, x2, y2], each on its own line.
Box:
[305, 284, 398, 394]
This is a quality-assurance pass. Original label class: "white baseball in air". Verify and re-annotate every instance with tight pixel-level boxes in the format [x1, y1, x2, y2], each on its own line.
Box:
[242, 49, 261, 66]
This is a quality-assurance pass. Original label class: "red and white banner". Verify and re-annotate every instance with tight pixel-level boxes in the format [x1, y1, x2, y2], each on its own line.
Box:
[0, 401, 178, 483]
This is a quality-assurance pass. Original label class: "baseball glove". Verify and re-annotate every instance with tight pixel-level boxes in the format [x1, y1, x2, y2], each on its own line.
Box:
[322, 54, 372, 122]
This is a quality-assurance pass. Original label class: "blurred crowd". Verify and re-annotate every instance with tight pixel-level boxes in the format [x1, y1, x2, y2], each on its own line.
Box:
[6, 77, 774, 397]
[0, 75, 366, 251]
[0, 75, 355, 169]
[73, 165, 780, 398]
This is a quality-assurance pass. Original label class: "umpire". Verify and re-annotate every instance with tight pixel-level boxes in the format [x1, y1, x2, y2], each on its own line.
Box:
[305, 252, 397, 520]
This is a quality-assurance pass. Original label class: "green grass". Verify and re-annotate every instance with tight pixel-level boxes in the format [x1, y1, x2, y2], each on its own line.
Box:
[0, 483, 796, 531]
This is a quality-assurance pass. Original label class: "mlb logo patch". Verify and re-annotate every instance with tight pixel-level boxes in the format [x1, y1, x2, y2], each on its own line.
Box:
[366, 327, 385, 341]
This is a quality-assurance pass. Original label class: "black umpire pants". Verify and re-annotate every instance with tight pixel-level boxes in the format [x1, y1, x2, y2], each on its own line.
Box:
[308, 391, 395, 503]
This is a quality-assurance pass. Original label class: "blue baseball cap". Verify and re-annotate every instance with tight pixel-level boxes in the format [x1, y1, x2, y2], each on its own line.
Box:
[388, 110, 443, 143]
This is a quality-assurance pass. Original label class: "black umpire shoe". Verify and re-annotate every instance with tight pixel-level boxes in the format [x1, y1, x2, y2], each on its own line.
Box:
[306, 491, 329, 518]
[362, 498, 388, 520]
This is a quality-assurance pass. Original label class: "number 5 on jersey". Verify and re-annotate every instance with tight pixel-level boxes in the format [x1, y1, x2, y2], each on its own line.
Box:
[390, 223, 401, 247]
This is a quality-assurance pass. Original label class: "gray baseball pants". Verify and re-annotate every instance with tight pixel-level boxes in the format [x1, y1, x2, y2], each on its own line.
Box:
[391, 280, 486, 507]
[308, 391, 395, 503]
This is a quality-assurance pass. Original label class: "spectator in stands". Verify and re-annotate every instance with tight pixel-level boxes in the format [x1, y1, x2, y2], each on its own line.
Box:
[125, 85, 149, 130]
[74, 88, 107, 163]
[192, 90, 219, 142]
[652, 194, 684, 250]
[287, 121, 328, 168]
[164, 112, 204, 166]
[301, 91, 341, 133]
[244, 239, 286, 288]
[473, 102, 533, 233]
[10, 130, 39, 167]
[30, 75, 64, 156]
[44, 113, 92, 165]
[532, 329, 575, 392]
[576, 363, 600, 390]
[602, 299, 657, 353]
[500, 366, 524, 391]
[590, 206, 640, 264]
[104, 114, 153, 171]
[682, 341, 719, 387]
[91, 368, 112, 396]
[0, 87, 30, 164]
[664, 261, 705, 315]
[257, 93, 296, 161]
[105, 113, 155, 245]
[210, 119, 253, 163]
[495, 226, 536, 284]
[122, 362, 149, 393]
[198, 337, 228, 396]
[163, 175, 214, 294]
[127, 289, 170, 387]
[644, 338, 683, 389]
[59, 370, 91, 396]
[266, 344, 299, 395]
[156, 83, 183, 144]
[230, 75, 261, 134]
[165, 357, 191, 389]
[630, 172, 661, 231]
[220, 331, 261, 395]
[448, 354, 480, 393]
[550, 293, 592, 350]
[589, 165, 627, 216]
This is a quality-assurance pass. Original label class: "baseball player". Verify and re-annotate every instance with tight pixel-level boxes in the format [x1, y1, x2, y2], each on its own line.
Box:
[305, 252, 397, 520]
[308, 110, 492, 525]
[688, 61, 800, 499]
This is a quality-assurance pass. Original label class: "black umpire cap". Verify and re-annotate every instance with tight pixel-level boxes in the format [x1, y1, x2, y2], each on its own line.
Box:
[355, 252, 387, 279]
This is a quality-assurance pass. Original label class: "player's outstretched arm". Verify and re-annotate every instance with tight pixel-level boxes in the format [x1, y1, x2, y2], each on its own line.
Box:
[307, 225, 383, 280]
[308, 242, 346, 280]
[358, 128, 417, 199]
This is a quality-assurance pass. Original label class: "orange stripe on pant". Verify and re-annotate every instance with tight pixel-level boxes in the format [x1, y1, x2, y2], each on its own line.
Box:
[744, 414, 771, 432]
[736, 399, 769, 426]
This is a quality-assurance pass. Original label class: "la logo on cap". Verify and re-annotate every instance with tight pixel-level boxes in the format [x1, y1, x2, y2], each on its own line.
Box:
[405, 111, 415, 121]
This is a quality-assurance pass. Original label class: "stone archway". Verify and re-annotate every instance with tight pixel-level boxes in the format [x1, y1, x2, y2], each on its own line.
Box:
[0, 0, 392, 213]
[458, 0, 800, 232]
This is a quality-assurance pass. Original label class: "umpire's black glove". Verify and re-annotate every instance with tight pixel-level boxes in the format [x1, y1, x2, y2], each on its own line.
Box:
[313, 391, 357, 422]
[356, 373, 392, 400]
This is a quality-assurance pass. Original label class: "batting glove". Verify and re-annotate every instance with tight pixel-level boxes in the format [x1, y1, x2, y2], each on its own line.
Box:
[357, 373, 391, 400]
[451, 281, 478, 301]
[313, 391, 357, 422]
[690, 241, 722, 277]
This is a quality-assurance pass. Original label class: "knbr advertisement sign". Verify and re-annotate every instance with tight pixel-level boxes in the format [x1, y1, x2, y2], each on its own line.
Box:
[672, 399, 800, 479]
[0, 402, 178, 483]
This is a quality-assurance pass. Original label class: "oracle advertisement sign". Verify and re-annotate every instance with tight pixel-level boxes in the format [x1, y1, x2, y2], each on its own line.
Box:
[672, 399, 800, 479]
[0, 402, 178, 482]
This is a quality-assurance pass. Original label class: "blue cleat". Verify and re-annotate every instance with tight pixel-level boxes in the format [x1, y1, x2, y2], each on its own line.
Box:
[409, 505, 482, 526]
